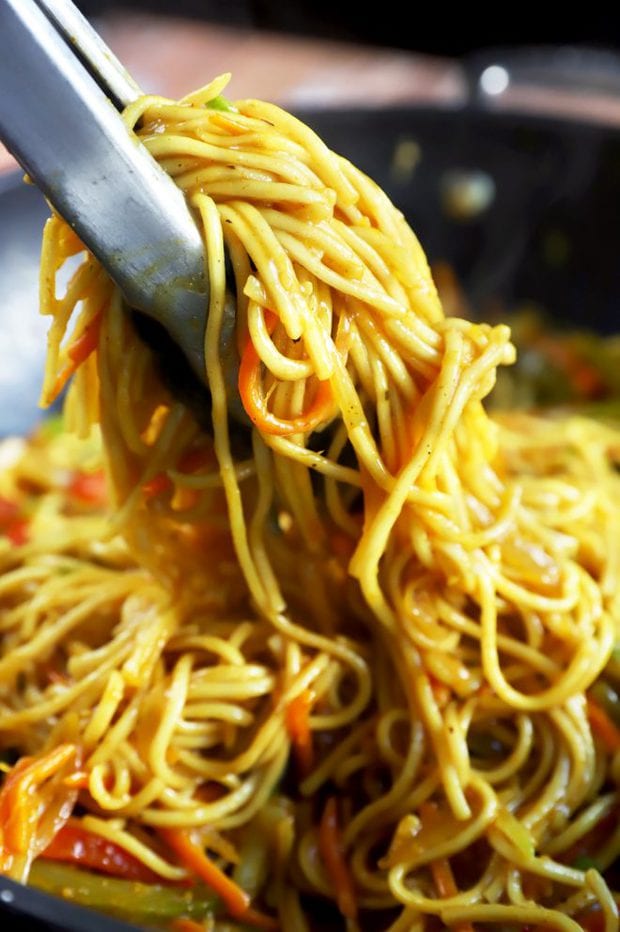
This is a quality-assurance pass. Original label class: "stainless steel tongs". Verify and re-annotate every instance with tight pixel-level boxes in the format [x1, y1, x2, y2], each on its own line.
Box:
[0, 0, 209, 380]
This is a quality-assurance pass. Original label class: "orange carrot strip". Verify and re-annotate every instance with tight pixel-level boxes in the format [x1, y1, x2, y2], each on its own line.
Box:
[49, 365, 75, 404]
[428, 858, 475, 932]
[0, 757, 33, 857]
[171, 920, 208, 932]
[238, 311, 332, 436]
[68, 312, 103, 366]
[285, 689, 315, 775]
[161, 829, 278, 928]
[0, 744, 77, 855]
[160, 828, 250, 918]
[429, 856, 459, 897]
[418, 805, 474, 932]
[587, 697, 620, 753]
[171, 920, 207, 932]
[318, 797, 357, 920]
[49, 312, 103, 402]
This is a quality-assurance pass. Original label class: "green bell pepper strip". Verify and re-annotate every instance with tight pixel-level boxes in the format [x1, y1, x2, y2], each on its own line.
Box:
[206, 96, 237, 113]
[29, 860, 219, 925]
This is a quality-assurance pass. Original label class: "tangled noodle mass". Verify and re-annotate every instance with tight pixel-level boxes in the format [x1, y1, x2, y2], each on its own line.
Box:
[0, 73, 619, 930]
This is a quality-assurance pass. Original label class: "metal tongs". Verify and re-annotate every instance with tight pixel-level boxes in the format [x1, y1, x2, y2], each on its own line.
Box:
[0, 0, 209, 380]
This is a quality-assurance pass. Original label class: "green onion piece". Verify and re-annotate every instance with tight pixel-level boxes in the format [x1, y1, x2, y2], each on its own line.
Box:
[572, 855, 600, 872]
[233, 824, 269, 899]
[207, 96, 237, 113]
[29, 861, 219, 923]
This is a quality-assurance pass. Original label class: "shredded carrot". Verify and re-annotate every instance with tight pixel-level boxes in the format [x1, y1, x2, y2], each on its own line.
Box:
[318, 797, 357, 920]
[171, 920, 207, 932]
[417, 804, 474, 931]
[429, 856, 458, 897]
[49, 311, 103, 402]
[587, 696, 620, 753]
[0, 744, 77, 857]
[428, 857, 475, 932]
[161, 827, 249, 918]
[171, 920, 208, 932]
[160, 827, 277, 928]
[285, 689, 315, 775]
[68, 312, 103, 366]
[49, 365, 74, 404]
[238, 311, 333, 436]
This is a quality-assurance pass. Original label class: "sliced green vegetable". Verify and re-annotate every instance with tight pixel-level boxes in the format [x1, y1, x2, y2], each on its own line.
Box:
[207, 96, 237, 113]
[572, 854, 600, 871]
[590, 679, 620, 726]
[232, 824, 269, 899]
[29, 861, 219, 924]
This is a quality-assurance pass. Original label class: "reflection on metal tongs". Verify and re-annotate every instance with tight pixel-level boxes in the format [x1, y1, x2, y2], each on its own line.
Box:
[0, 0, 211, 383]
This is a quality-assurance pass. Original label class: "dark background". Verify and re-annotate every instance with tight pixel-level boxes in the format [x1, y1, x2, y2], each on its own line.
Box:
[73, 0, 618, 56]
